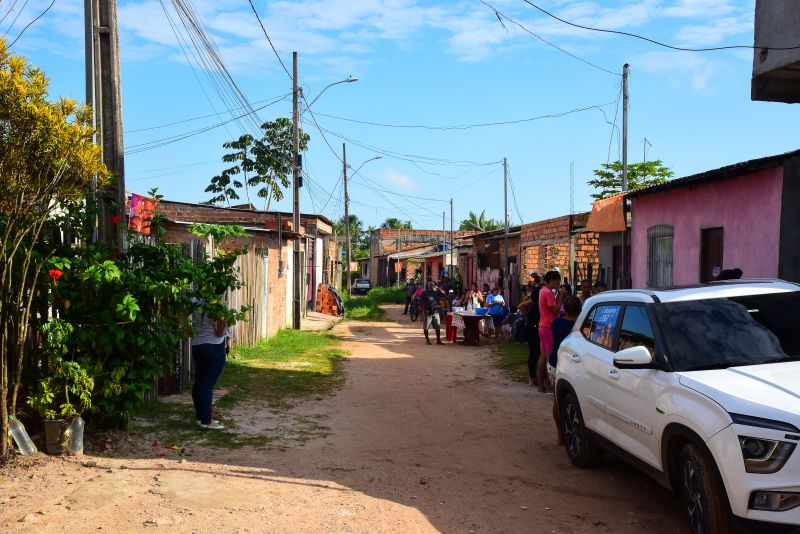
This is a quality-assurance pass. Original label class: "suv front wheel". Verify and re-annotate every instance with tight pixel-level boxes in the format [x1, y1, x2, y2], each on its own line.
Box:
[678, 443, 731, 534]
[560, 392, 600, 467]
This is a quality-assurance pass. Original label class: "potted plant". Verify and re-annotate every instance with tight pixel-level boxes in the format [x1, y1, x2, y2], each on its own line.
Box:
[27, 319, 93, 454]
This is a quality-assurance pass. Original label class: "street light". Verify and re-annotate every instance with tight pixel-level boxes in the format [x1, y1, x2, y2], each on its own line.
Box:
[343, 153, 381, 295]
[291, 51, 357, 329]
[303, 76, 358, 114]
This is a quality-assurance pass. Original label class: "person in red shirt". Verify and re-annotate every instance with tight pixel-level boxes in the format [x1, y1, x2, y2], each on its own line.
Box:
[537, 270, 566, 392]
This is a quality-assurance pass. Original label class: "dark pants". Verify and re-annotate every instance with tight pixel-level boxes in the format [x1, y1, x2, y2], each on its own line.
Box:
[403, 296, 412, 314]
[527, 325, 540, 381]
[192, 342, 226, 424]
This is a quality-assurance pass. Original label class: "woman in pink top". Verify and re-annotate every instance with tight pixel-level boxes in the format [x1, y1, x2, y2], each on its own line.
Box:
[537, 271, 566, 392]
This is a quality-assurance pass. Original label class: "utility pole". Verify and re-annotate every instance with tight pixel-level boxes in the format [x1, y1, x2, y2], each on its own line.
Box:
[503, 157, 509, 292]
[343, 143, 352, 296]
[292, 51, 301, 329]
[620, 63, 630, 289]
[569, 162, 575, 287]
[450, 198, 454, 281]
[442, 211, 446, 280]
[85, 0, 126, 248]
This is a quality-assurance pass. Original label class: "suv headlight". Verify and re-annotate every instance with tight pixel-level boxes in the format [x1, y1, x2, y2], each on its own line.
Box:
[739, 436, 796, 474]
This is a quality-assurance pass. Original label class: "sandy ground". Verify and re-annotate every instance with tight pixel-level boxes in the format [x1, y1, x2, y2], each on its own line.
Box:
[1, 305, 688, 533]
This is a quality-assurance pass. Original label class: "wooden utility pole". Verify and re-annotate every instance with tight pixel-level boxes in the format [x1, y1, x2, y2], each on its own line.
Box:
[85, 0, 126, 247]
[343, 143, 352, 296]
[503, 157, 509, 291]
[292, 52, 302, 329]
[620, 63, 630, 288]
[449, 198, 454, 279]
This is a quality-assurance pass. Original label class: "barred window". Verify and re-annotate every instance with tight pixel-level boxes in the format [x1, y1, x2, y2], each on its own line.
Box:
[647, 225, 673, 288]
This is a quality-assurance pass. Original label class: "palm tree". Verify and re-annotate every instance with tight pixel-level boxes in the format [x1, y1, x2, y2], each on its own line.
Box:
[335, 215, 364, 244]
[459, 210, 503, 232]
[380, 217, 412, 230]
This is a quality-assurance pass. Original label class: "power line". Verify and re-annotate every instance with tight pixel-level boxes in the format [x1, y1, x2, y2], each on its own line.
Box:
[313, 101, 615, 131]
[507, 164, 524, 225]
[606, 81, 622, 164]
[520, 0, 800, 52]
[4, 0, 30, 36]
[481, 1, 620, 76]
[125, 96, 287, 154]
[246, 0, 292, 80]
[7, 0, 54, 49]
[125, 93, 290, 133]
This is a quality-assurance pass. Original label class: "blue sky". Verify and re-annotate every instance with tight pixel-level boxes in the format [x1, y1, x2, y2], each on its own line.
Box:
[4, 0, 797, 229]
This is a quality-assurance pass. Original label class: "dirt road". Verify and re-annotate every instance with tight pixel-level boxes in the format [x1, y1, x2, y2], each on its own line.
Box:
[1, 305, 688, 533]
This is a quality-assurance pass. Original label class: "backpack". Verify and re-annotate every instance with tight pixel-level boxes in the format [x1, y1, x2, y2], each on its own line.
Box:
[512, 317, 529, 342]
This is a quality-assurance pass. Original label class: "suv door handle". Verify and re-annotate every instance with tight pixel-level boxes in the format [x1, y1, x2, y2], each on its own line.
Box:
[606, 369, 620, 379]
[568, 354, 581, 363]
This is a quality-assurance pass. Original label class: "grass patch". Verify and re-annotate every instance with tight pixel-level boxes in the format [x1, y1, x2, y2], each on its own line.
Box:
[133, 330, 347, 449]
[343, 286, 405, 321]
[493, 341, 530, 383]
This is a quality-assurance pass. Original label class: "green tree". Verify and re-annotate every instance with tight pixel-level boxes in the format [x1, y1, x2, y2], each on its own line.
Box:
[588, 159, 674, 200]
[380, 217, 412, 230]
[0, 39, 109, 456]
[204, 118, 309, 209]
[459, 210, 502, 232]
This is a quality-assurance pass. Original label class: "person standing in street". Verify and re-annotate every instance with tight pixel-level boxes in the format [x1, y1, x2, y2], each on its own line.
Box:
[421, 281, 445, 345]
[191, 294, 228, 430]
[549, 295, 581, 443]
[518, 279, 542, 386]
[403, 279, 415, 315]
[578, 279, 592, 304]
[537, 271, 566, 393]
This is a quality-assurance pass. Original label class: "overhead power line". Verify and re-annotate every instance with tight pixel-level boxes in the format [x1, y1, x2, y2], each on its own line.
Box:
[481, 0, 619, 76]
[7, 0, 55, 48]
[126, 93, 290, 133]
[246, 0, 292, 80]
[313, 101, 615, 131]
[520, 0, 800, 52]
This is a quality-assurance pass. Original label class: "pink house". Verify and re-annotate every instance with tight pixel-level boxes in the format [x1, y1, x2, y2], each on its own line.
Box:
[628, 150, 800, 288]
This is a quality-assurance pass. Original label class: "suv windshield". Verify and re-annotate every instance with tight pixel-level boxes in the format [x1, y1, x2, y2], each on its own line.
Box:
[656, 291, 800, 372]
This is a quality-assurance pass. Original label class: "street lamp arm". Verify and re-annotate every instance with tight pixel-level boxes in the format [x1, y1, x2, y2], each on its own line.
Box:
[349, 155, 382, 177]
[303, 76, 358, 114]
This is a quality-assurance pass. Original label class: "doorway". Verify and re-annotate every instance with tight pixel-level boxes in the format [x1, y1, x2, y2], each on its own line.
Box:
[700, 227, 724, 283]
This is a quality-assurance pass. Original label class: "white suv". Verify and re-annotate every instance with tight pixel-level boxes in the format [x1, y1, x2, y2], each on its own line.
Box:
[555, 280, 800, 534]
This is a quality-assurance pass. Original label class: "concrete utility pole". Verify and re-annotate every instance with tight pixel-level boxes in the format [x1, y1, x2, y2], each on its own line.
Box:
[442, 211, 446, 279]
[503, 157, 509, 292]
[343, 143, 352, 296]
[450, 198, 454, 279]
[620, 63, 630, 289]
[85, 0, 126, 248]
[292, 51, 302, 329]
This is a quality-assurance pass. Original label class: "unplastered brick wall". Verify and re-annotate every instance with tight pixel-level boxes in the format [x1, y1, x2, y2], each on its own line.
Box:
[519, 213, 598, 283]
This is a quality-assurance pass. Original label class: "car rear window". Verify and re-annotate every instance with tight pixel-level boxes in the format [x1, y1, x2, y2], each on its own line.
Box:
[656, 292, 800, 372]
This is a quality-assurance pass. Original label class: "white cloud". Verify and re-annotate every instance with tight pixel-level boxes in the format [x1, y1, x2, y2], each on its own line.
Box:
[382, 169, 418, 191]
[634, 50, 725, 91]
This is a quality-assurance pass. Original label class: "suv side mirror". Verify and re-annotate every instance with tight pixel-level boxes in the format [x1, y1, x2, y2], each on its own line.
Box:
[613, 346, 654, 369]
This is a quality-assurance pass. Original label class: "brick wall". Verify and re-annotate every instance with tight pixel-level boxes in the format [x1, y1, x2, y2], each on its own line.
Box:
[519, 213, 598, 285]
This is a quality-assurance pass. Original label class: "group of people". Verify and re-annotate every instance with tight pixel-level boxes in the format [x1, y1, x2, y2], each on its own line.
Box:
[518, 271, 607, 395]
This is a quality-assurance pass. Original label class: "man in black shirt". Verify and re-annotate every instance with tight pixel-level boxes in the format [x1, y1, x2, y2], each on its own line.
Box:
[403, 279, 415, 314]
[421, 281, 445, 345]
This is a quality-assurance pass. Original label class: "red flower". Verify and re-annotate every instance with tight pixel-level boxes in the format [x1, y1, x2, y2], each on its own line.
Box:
[110, 214, 121, 224]
[49, 269, 63, 287]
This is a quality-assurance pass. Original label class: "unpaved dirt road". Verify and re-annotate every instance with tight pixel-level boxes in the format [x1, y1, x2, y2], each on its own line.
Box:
[1, 305, 688, 533]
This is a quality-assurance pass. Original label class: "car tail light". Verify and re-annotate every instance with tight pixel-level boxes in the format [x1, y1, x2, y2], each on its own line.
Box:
[739, 436, 796, 474]
[750, 491, 800, 511]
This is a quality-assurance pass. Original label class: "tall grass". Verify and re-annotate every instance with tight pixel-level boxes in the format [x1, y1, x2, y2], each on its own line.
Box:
[343, 285, 405, 321]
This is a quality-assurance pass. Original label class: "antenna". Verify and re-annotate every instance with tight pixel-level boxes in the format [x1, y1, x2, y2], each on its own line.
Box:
[569, 162, 575, 216]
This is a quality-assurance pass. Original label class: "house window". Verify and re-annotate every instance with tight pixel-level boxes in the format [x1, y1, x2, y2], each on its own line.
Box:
[647, 225, 674, 288]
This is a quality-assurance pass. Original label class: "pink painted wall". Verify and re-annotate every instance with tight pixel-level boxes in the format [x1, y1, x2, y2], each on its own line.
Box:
[631, 167, 784, 288]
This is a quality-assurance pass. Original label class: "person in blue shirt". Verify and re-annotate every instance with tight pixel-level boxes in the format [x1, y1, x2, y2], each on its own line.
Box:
[486, 287, 506, 341]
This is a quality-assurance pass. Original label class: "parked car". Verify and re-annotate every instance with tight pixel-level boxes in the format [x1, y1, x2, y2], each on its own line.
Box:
[555, 280, 800, 534]
[351, 278, 371, 295]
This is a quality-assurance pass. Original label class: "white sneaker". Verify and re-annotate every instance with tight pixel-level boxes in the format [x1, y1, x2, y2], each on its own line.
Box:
[196, 419, 220, 426]
[198, 421, 225, 430]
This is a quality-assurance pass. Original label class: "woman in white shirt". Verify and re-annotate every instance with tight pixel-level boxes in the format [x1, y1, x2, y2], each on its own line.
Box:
[191, 297, 228, 430]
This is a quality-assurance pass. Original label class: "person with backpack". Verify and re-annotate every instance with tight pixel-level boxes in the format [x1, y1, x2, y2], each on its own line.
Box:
[420, 281, 446, 345]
